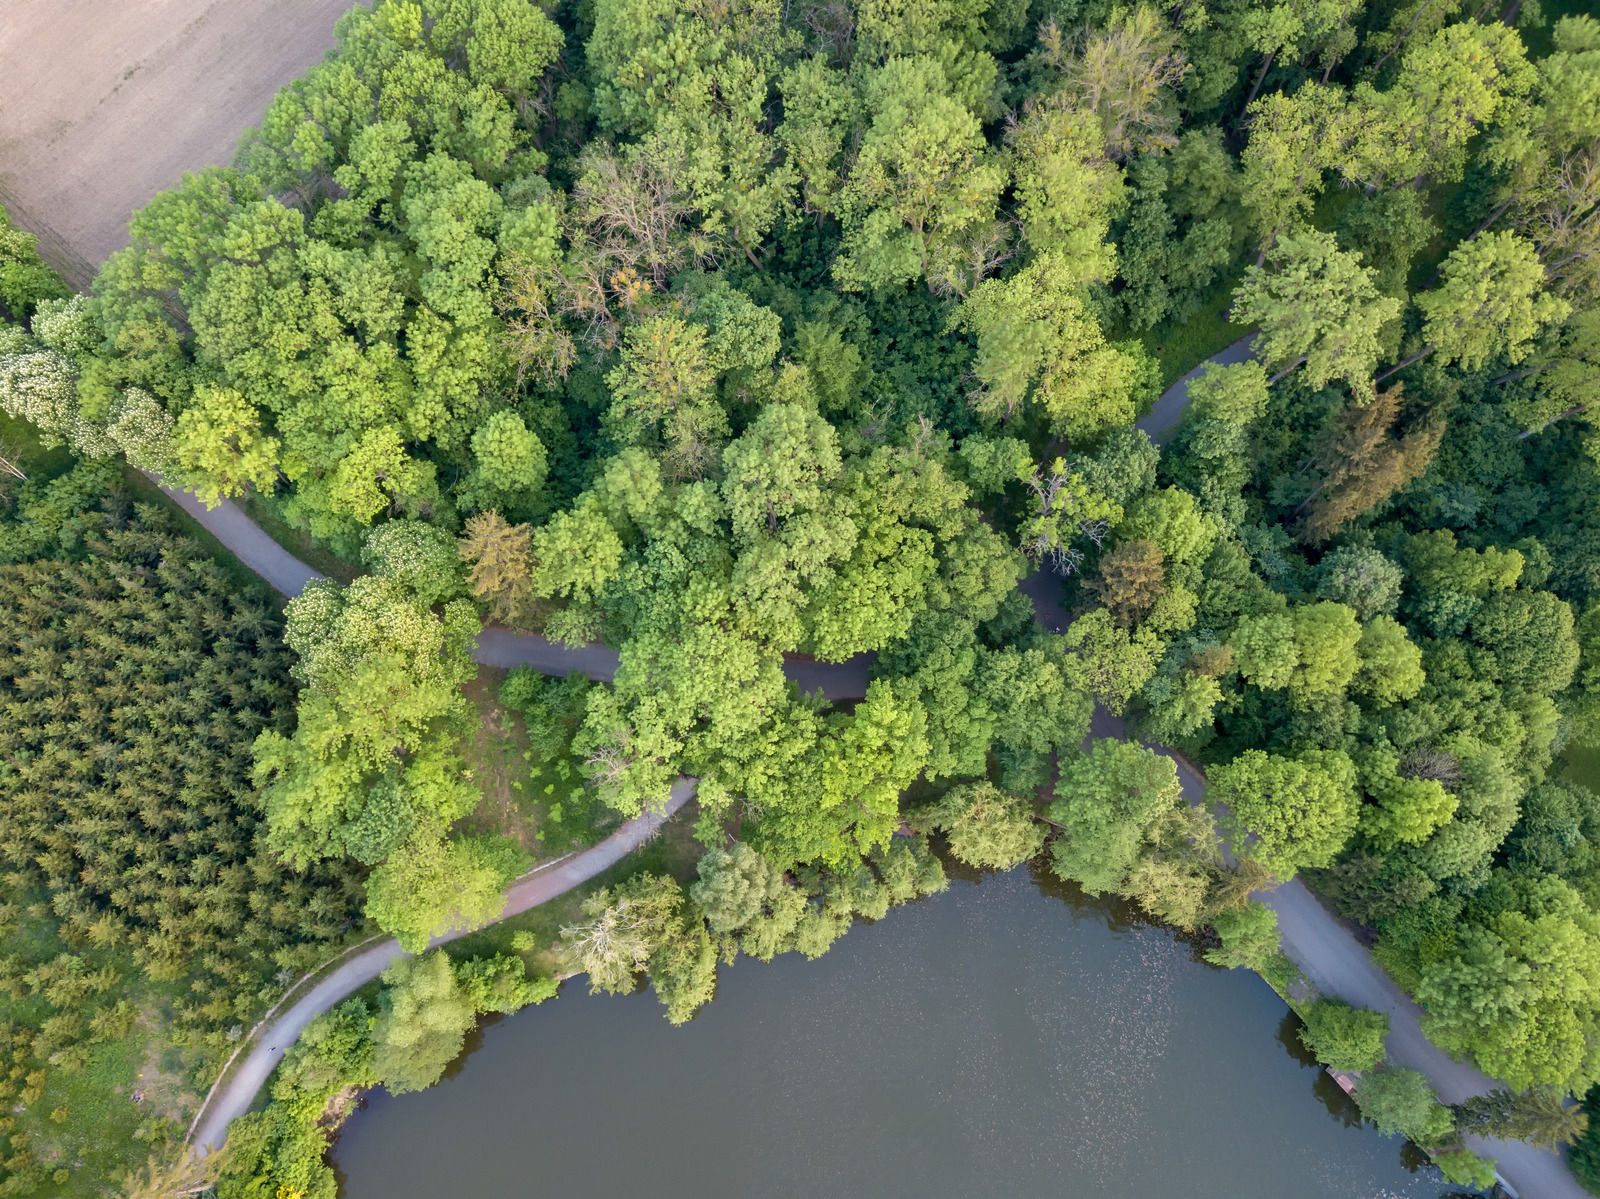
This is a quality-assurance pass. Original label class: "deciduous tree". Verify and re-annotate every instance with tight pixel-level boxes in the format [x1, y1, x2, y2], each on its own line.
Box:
[1353, 1068, 1454, 1144]
[371, 951, 476, 1095]
[1210, 748, 1359, 877]
[1401, 232, 1572, 377]
[915, 781, 1045, 870]
[1050, 738, 1182, 894]
[954, 253, 1148, 437]
[1230, 230, 1400, 396]
[1042, 6, 1189, 161]
[834, 56, 1007, 296]
[1299, 998, 1390, 1073]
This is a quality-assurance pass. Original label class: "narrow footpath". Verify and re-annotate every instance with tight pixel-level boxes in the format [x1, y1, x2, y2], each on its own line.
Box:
[164, 342, 1584, 1196]
[189, 780, 694, 1154]
[146, 476, 874, 701]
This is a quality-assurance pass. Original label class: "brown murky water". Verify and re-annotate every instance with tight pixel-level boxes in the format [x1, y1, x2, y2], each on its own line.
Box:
[331, 864, 1450, 1199]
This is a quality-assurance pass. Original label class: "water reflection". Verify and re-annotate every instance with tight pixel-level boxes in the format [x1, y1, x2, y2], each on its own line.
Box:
[1275, 1010, 1368, 1130]
[331, 863, 1453, 1199]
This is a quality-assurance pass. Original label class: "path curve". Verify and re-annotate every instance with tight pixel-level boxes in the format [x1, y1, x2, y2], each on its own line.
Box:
[1139, 334, 1258, 443]
[1094, 704, 1581, 1199]
[158, 348, 1585, 1196]
[146, 334, 1253, 704]
[1136, 337, 1584, 1196]
[189, 780, 695, 1154]
[144, 474, 875, 702]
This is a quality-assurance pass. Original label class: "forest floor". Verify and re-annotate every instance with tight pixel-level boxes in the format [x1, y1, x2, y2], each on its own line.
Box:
[456, 667, 625, 858]
[1563, 744, 1600, 793]
[1132, 264, 1252, 390]
[0, 0, 351, 287]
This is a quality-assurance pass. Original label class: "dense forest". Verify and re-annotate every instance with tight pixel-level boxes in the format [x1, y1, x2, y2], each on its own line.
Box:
[1, 0, 1599, 1193]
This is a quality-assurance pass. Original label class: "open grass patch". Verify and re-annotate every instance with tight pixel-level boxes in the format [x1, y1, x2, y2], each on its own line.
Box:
[1129, 260, 1253, 389]
[456, 667, 617, 859]
[491, 668, 622, 852]
[0, 412, 74, 483]
[0, 901, 202, 1199]
[1565, 746, 1600, 794]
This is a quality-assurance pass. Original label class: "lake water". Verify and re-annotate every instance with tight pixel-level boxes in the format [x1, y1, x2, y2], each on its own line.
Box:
[330, 863, 1451, 1198]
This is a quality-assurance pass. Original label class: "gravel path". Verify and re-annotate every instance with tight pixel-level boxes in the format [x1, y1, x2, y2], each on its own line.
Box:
[1266, 879, 1578, 1197]
[1098, 703, 1577, 1198]
[189, 779, 695, 1154]
[157, 347, 1584, 1195]
[144, 474, 877, 701]
[1139, 335, 1258, 443]
[145, 474, 327, 596]
[4, 0, 1576, 1182]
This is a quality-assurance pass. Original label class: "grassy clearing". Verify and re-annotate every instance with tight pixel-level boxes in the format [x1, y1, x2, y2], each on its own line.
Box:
[36, 1032, 150, 1185]
[0, 901, 202, 1199]
[0, 412, 74, 483]
[1564, 746, 1600, 793]
[457, 668, 622, 857]
[459, 667, 546, 857]
[1130, 260, 1253, 390]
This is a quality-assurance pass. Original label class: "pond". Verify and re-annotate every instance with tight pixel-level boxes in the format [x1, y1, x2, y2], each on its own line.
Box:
[330, 864, 1452, 1199]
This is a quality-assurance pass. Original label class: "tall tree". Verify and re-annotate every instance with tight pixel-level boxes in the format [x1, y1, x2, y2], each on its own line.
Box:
[1209, 748, 1360, 877]
[1388, 231, 1571, 379]
[834, 56, 1008, 295]
[1230, 230, 1400, 395]
[1348, 21, 1535, 192]
[1009, 99, 1125, 280]
[0, 204, 69, 320]
[1050, 738, 1185, 895]
[1239, 83, 1348, 255]
[1039, 6, 1190, 161]
[1295, 384, 1443, 544]
[1235, 0, 1364, 109]
[954, 253, 1150, 437]
[370, 951, 477, 1095]
[915, 782, 1046, 870]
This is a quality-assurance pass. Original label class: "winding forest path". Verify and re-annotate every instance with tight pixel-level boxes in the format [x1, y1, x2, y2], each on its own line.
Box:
[3, 0, 1574, 1186]
[146, 476, 876, 701]
[162, 348, 1583, 1197]
[188, 780, 694, 1155]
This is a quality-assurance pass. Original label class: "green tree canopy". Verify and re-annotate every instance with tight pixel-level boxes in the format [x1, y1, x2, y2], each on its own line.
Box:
[915, 781, 1046, 871]
[1230, 230, 1400, 396]
[371, 950, 478, 1095]
[1299, 998, 1390, 1074]
[1050, 738, 1183, 895]
[1210, 749, 1360, 877]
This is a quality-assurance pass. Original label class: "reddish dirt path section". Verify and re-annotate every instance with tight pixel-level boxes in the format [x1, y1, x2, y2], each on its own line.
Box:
[0, 0, 356, 287]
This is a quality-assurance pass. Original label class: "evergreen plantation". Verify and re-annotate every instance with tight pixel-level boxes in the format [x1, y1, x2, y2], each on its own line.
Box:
[0, 0, 1597, 1193]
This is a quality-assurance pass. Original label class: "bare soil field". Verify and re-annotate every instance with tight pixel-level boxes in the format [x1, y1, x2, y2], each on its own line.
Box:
[0, 0, 359, 288]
